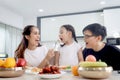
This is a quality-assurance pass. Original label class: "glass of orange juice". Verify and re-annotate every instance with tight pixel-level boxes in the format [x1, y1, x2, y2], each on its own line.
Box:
[71, 65, 79, 76]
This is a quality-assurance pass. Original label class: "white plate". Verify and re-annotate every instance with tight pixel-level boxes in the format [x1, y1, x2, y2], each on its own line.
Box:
[25, 67, 39, 75]
[25, 69, 39, 75]
[39, 71, 65, 79]
[59, 66, 71, 72]
[61, 68, 71, 72]
[64, 69, 71, 72]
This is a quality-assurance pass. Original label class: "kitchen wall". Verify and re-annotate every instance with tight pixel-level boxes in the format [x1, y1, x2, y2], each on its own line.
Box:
[23, 17, 37, 26]
[0, 6, 23, 29]
[0, 6, 37, 29]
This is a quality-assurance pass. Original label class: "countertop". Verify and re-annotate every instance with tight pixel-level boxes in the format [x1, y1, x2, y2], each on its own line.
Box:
[0, 71, 120, 80]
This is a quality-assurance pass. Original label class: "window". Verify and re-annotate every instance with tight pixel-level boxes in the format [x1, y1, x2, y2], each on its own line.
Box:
[0, 23, 5, 53]
[0, 22, 22, 57]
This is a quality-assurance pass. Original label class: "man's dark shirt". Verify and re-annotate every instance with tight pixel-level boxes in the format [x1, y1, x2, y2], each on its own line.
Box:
[83, 44, 120, 70]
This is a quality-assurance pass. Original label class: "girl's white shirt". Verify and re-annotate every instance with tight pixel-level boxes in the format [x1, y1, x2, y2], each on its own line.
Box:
[24, 45, 48, 67]
[58, 41, 81, 66]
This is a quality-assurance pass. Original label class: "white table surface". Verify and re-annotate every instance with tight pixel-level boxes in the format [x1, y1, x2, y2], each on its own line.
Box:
[0, 71, 120, 80]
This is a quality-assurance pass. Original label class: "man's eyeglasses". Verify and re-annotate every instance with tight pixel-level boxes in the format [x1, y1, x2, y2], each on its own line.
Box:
[83, 35, 95, 39]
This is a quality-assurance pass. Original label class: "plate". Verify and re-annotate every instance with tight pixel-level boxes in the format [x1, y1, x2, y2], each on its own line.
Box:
[25, 69, 39, 75]
[59, 66, 71, 72]
[39, 71, 65, 79]
[62, 68, 71, 72]
[25, 67, 40, 75]
[39, 73, 62, 79]
[39, 74, 62, 78]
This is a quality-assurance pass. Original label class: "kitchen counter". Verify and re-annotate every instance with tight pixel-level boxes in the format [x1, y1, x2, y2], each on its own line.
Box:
[0, 71, 120, 80]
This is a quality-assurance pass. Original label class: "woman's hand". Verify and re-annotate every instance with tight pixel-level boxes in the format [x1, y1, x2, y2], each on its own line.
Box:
[38, 49, 55, 68]
[46, 49, 55, 61]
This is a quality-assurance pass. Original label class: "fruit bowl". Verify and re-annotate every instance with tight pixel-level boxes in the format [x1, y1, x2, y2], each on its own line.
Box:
[78, 66, 113, 79]
[0, 67, 24, 78]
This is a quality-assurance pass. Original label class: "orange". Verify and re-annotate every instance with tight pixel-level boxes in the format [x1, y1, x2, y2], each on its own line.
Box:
[0, 59, 4, 67]
[3, 57, 16, 68]
[71, 65, 79, 76]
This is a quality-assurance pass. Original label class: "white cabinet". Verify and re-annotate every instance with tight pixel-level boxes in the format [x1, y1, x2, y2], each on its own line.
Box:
[104, 8, 120, 37]
[39, 8, 120, 41]
[40, 12, 104, 41]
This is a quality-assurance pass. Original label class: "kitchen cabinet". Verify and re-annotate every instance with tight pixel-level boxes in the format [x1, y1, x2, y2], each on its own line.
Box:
[39, 12, 104, 41]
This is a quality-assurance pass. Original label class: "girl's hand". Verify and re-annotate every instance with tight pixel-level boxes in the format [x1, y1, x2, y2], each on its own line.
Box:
[78, 47, 83, 53]
[78, 47, 84, 62]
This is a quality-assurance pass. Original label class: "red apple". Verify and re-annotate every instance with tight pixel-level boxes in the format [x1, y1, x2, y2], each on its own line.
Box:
[85, 55, 96, 62]
[17, 58, 26, 67]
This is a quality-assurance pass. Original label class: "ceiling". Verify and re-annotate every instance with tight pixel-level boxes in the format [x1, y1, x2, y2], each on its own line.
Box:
[0, 0, 120, 18]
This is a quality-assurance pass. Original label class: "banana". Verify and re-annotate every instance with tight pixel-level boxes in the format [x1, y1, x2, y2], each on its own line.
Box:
[79, 61, 107, 67]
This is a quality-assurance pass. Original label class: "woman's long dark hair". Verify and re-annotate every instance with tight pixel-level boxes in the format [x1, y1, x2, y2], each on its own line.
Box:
[61, 24, 78, 47]
[15, 25, 41, 59]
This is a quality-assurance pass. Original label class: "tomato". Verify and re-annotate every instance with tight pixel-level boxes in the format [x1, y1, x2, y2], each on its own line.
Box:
[43, 67, 51, 73]
[17, 58, 26, 67]
[40, 66, 60, 74]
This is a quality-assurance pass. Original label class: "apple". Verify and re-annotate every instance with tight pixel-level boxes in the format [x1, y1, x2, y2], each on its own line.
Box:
[17, 58, 26, 67]
[85, 55, 96, 62]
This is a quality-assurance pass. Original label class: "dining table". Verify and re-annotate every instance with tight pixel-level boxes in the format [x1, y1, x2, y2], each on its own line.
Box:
[0, 71, 120, 80]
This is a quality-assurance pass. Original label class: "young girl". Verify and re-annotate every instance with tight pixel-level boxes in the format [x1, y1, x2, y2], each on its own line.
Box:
[82, 23, 120, 70]
[55, 24, 83, 66]
[15, 25, 54, 68]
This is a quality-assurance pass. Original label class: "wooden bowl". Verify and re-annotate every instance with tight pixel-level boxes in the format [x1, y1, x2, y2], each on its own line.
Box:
[78, 66, 113, 79]
[0, 67, 24, 78]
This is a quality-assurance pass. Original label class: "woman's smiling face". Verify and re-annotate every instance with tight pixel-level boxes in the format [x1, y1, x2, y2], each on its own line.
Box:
[26, 27, 40, 47]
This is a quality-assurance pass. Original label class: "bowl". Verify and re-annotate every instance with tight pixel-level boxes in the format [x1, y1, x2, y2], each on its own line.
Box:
[78, 66, 113, 79]
[0, 67, 24, 78]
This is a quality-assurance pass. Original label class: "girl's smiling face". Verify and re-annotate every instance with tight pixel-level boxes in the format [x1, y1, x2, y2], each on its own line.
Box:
[26, 27, 40, 47]
[83, 30, 98, 49]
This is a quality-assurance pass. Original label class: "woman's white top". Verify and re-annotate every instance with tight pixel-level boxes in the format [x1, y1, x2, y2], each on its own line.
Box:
[58, 41, 81, 66]
[24, 46, 48, 67]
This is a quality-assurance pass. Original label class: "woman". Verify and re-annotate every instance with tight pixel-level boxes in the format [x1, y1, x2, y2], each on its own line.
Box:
[82, 23, 120, 70]
[15, 25, 54, 68]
